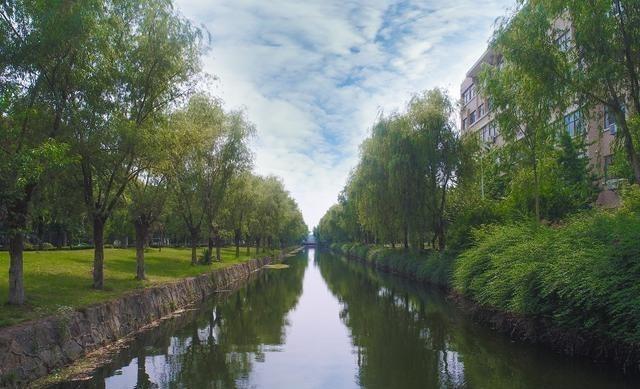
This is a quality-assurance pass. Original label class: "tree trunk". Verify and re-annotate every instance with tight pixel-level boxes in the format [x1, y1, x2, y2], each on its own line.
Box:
[215, 234, 222, 262]
[620, 119, 640, 184]
[136, 351, 150, 388]
[235, 229, 241, 258]
[533, 157, 541, 222]
[190, 228, 198, 265]
[134, 221, 148, 281]
[8, 231, 25, 305]
[437, 227, 446, 251]
[93, 216, 105, 290]
[403, 224, 409, 250]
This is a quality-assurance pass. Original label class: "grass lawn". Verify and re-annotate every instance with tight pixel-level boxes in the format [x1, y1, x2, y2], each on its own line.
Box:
[0, 246, 277, 327]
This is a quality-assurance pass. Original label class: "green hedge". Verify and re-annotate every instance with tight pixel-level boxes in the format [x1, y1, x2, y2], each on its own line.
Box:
[453, 210, 640, 344]
[331, 243, 453, 287]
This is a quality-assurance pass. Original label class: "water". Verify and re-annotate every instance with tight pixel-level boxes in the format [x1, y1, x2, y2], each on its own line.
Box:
[53, 248, 640, 388]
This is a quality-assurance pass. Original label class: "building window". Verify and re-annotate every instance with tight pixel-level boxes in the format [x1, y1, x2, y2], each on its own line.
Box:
[604, 106, 618, 134]
[462, 118, 467, 130]
[564, 110, 584, 137]
[478, 104, 485, 117]
[481, 121, 498, 144]
[463, 86, 475, 105]
[469, 110, 476, 124]
[555, 30, 572, 52]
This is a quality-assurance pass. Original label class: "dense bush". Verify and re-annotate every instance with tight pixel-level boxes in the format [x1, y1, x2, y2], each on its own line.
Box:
[453, 209, 640, 344]
[446, 197, 504, 251]
[332, 243, 453, 287]
[40, 242, 55, 251]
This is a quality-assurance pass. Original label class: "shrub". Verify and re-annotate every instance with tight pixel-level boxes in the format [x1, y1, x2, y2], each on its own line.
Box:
[199, 248, 213, 265]
[37, 242, 55, 250]
[453, 209, 640, 344]
[620, 184, 640, 213]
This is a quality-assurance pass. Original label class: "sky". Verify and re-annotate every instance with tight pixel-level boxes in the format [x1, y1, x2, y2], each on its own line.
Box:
[175, 0, 515, 229]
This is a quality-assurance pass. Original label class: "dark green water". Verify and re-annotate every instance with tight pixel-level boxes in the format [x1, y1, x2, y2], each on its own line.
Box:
[53, 248, 640, 388]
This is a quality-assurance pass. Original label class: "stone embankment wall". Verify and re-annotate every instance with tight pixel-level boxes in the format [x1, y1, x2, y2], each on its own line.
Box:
[0, 256, 273, 386]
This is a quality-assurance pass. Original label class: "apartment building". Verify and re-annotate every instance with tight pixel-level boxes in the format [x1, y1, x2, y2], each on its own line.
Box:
[460, 42, 618, 185]
[460, 47, 502, 148]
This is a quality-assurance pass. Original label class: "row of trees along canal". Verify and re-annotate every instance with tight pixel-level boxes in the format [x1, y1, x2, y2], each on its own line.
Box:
[316, 2, 640, 364]
[317, 0, 640, 251]
[0, 0, 308, 305]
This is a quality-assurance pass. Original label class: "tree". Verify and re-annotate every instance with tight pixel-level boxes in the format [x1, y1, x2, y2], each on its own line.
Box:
[408, 89, 460, 249]
[352, 121, 400, 246]
[168, 94, 224, 265]
[202, 110, 253, 262]
[492, 1, 640, 182]
[127, 122, 174, 280]
[222, 173, 255, 257]
[68, 0, 202, 288]
[320, 89, 459, 251]
[128, 175, 169, 280]
[0, 0, 96, 304]
[479, 9, 561, 221]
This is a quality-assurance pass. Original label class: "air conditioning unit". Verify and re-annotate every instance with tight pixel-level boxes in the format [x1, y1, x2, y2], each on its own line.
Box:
[606, 178, 626, 190]
[607, 123, 617, 135]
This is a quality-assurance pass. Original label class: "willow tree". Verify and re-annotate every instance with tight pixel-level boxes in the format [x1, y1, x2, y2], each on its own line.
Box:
[386, 115, 426, 249]
[168, 94, 224, 265]
[222, 173, 255, 257]
[491, 1, 640, 182]
[128, 174, 169, 281]
[0, 0, 99, 304]
[69, 0, 202, 289]
[479, 4, 566, 222]
[408, 89, 460, 250]
[202, 110, 254, 262]
[352, 120, 401, 246]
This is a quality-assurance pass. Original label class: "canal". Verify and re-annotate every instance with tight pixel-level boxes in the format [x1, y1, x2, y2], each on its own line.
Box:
[53, 248, 640, 388]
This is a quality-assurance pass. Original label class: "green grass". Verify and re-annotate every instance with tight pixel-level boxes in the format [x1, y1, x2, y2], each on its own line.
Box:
[0, 246, 278, 327]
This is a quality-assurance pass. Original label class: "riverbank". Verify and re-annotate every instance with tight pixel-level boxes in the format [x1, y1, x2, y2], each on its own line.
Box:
[0, 247, 279, 327]
[0, 247, 300, 387]
[329, 235, 640, 373]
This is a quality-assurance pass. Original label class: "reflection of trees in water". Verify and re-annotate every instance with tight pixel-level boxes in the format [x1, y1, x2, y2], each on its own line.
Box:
[316, 251, 456, 389]
[316, 253, 635, 389]
[160, 257, 308, 388]
[67, 257, 307, 389]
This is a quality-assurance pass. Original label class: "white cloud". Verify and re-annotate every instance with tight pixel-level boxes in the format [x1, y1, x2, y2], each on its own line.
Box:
[175, 0, 515, 229]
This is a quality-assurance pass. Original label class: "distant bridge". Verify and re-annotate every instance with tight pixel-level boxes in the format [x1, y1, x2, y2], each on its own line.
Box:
[303, 235, 318, 246]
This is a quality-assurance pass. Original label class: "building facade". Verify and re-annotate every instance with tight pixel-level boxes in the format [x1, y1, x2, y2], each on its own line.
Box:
[460, 24, 618, 186]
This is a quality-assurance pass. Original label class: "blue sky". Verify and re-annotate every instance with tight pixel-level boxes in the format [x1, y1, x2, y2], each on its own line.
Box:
[175, 0, 515, 229]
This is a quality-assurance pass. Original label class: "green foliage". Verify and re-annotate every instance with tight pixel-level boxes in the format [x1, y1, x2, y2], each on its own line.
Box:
[621, 184, 640, 213]
[317, 89, 459, 249]
[446, 196, 504, 252]
[199, 248, 213, 265]
[40, 242, 54, 251]
[332, 243, 454, 288]
[454, 209, 640, 343]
